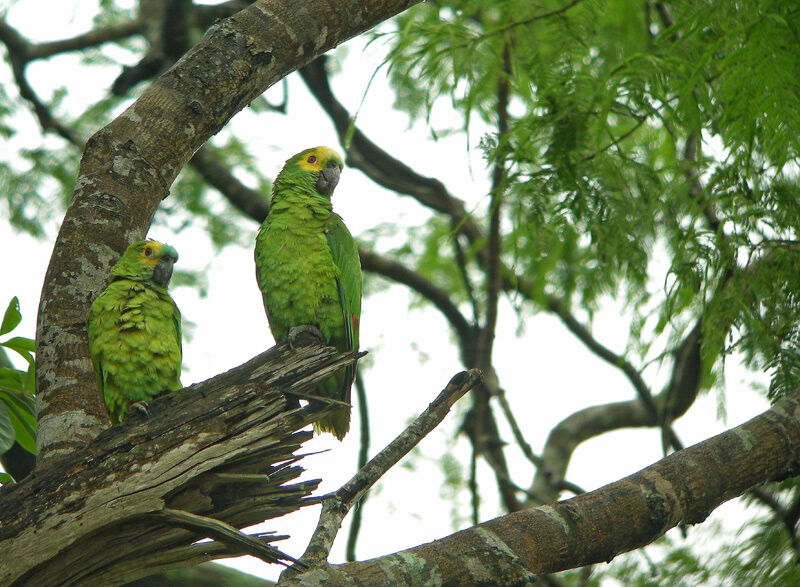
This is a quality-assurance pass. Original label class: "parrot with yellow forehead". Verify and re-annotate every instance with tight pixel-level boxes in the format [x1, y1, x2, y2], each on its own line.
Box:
[254, 146, 362, 440]
[87, 240, 182, 424]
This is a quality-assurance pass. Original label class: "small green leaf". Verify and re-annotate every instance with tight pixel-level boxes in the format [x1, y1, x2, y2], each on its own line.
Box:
[0, 472, 13, 485]
[0, 401, 15, 455]
[0, 337, 35, 365]
[24, 364, 35, 395]
[0, 367, 25, 392]
[0, 297, 21, 336]
[0, 390, 35, 454]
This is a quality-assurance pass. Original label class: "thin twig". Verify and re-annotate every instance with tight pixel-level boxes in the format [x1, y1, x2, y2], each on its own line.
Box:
[284, 369, 483, 573]
[452, 230, 480, 324]
[481, 0, 585, 39]
[470, 445, 480, 525]
[496, 387, 544, 469]
[345, 368, 370, 562]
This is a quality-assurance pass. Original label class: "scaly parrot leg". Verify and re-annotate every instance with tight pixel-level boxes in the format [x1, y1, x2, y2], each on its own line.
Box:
[287, 325, 325, 349]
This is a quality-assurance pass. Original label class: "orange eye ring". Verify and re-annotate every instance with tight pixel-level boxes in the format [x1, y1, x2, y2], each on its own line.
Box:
[307, 155, 317, 164]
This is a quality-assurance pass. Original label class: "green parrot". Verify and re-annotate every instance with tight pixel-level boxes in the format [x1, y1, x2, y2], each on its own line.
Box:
[254, 146, 362, 440]
[87, 240, 182, 424]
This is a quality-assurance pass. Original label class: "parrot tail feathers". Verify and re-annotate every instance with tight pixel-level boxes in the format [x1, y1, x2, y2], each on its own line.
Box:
[312, 407, 350, 441]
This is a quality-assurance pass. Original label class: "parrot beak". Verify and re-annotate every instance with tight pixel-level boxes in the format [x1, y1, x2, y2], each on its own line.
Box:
[315, 160, 341, 197]
[152, 256, 176, 288]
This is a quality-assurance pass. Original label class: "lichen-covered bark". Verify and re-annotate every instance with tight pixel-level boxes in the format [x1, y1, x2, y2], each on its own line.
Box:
[2, 340, 358, 585]
[35, 0, 422, 465]
[279, 388, 800, 585]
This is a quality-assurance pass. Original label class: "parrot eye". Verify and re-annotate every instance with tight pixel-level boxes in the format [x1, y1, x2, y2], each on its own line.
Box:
[144, 247, 153, 257]
[307, 155, 317, 164]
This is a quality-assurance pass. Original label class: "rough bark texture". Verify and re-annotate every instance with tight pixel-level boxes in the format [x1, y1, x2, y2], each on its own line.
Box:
[1, 340, 360, 586]
[279, 388, 800, 585]
[35, 0, 422, 465]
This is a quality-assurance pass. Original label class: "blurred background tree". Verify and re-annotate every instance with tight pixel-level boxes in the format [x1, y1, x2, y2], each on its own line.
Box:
[2, 0, 800, 583]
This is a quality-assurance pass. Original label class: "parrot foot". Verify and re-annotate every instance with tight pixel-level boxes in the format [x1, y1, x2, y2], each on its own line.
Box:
[127, 401, 150, 421]
[287, 325, 325, 349]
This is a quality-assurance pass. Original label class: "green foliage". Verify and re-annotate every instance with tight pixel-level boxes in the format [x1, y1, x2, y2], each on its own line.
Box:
[386, 0, 800, 398]
[0, 298, 36, 467]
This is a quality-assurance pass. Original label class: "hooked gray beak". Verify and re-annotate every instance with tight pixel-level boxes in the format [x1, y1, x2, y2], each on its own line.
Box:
[152, 256, 175, 288]
[315, 161, 341, 197]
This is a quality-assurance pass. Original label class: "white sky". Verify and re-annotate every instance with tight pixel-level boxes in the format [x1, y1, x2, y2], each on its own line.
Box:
[0, 0, 773, 582]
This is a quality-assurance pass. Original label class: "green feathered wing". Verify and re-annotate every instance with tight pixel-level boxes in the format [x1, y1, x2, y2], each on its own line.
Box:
[87, 241, 182, 424]
[320, 212, 361, 437]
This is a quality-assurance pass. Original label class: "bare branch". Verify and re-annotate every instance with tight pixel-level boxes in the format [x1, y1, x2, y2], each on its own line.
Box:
[27, 20, 143, 60]
[191, 145, 269, 220]
[0, 19, 84, 147]
[284, 369, 483, 572]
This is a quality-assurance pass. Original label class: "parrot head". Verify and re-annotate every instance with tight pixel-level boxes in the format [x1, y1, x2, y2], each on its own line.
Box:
[111, 240, 179, 288]
[274, 146, 344, 200]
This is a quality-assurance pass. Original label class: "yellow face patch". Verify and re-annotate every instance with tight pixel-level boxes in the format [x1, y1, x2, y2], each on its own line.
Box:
[295, 146, 343, 173]
[139, 241, 163, 265]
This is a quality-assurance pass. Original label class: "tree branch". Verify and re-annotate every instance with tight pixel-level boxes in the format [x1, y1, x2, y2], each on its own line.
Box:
[0, 19, 84, 146]
[281, 386, 800, 585]
[0, 340, 361, 585]
[284, 369, 483, 573]
[190, 145, 269, 221]
[27, 20, 143, 60]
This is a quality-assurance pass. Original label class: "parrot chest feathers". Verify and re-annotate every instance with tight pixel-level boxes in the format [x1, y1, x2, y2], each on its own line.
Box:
[88, 278, 182, 423]
[255, 204, 342, 341]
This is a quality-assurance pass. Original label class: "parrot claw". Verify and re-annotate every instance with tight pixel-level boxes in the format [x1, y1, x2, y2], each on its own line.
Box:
[127, 401, 150, 421]
[287, 325, 325, 349]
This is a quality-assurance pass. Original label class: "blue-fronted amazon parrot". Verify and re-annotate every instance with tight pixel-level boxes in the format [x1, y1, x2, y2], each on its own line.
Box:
[87, 240, 182, 424]
[254, 146, 362, 440]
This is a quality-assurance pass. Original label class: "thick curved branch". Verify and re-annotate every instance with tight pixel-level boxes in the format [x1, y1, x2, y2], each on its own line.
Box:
[281, 386, 800, 585]
[529, 320, 701, 503]
[35, 0, 423, 465]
